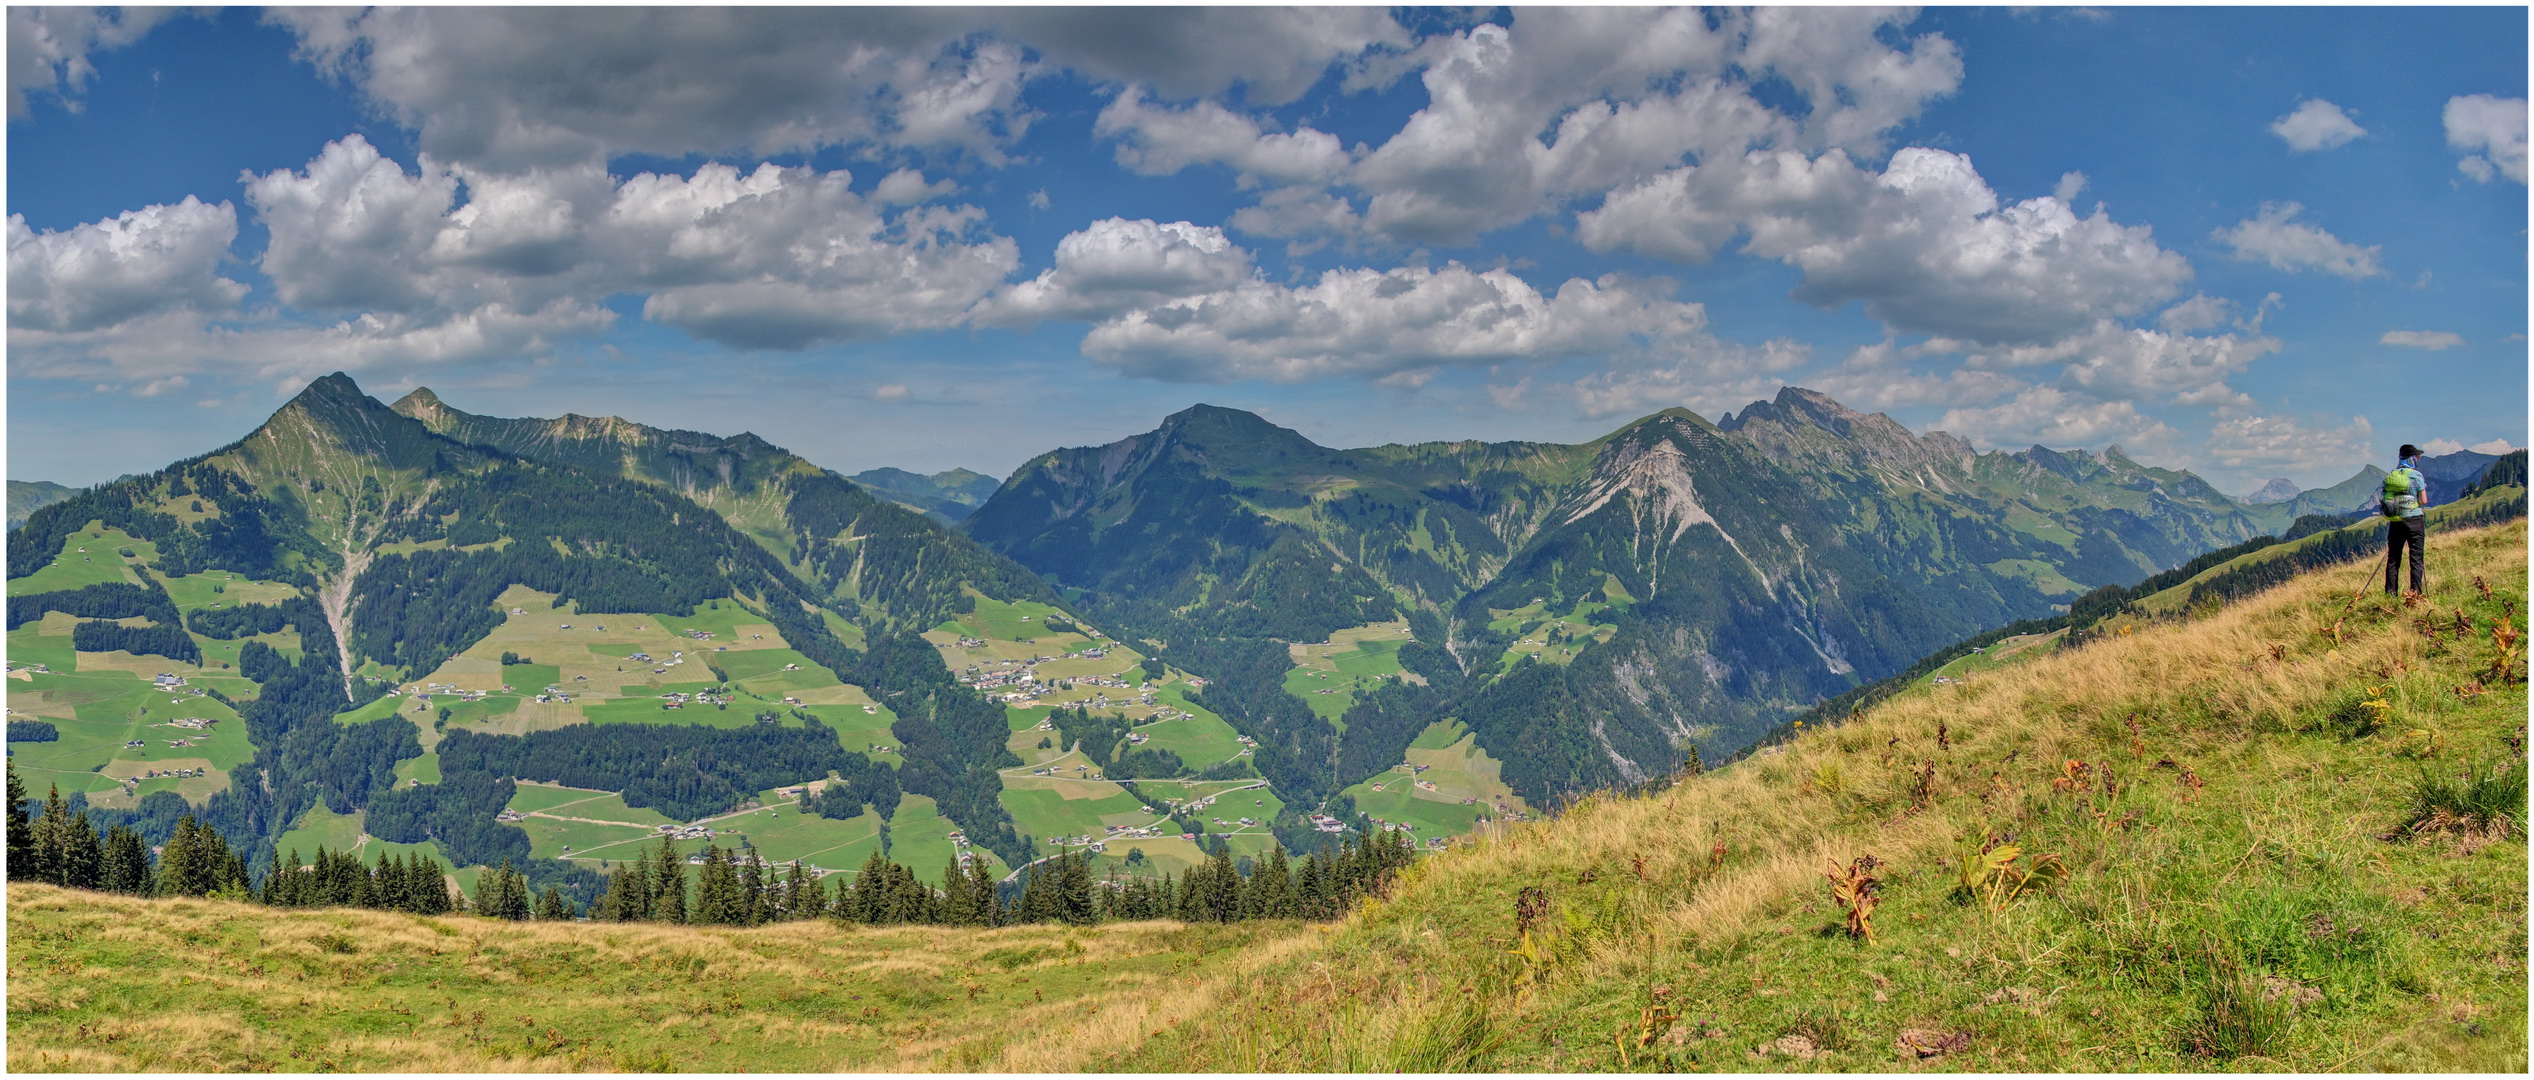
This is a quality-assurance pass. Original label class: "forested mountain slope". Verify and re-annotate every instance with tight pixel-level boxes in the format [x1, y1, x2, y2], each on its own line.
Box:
[11, 512, 2518, 1074]
[8, 374, 1056, 897]
[963, 388, 2285, 814]
[390, 387, 1056, 630]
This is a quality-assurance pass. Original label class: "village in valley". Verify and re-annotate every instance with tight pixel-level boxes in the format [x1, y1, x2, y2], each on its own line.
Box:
[5, 522, 1529, 899]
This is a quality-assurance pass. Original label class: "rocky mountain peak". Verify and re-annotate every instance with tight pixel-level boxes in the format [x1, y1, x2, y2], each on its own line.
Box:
[2243, 477, 2300, 504]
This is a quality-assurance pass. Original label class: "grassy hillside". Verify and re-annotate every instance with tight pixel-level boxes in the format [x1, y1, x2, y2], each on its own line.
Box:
[9, 520, 2523, 1072]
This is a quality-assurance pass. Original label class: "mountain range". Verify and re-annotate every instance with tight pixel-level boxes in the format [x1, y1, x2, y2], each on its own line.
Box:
[7, 374, 2509, 899]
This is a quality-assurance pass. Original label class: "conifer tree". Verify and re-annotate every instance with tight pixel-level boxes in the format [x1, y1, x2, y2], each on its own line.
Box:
[56, 808, 103, 889]
[24, 784, 69, 885]
[780, 862, 813, 920]
[5, 763, 32, 880]
[1055, 850, 1095, 925]
[694, 845, 738, 924]
[738, 847, 768, 926]
[101, 825, 154, 895]
[1251, 843, 1296, 919]
[534, 885, 571, 921]
[500, 861, 530, 919]
[651, 836, 687, 923]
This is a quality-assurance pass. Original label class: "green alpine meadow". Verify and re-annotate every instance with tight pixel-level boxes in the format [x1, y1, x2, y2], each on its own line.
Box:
[8, 5, 2526, 1074]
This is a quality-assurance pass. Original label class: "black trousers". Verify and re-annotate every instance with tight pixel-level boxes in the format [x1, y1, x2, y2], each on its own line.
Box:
[2384, 517, 2425, 594]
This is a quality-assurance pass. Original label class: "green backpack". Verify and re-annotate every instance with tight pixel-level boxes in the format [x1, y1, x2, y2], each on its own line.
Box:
[2380, 469, 2419, 518]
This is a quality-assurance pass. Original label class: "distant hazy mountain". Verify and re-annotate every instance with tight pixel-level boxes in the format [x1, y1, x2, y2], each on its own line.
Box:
[849, 467, 1002, 522]
[7, 479, 76, 529]
[964, 387, 2276, 803]
[2241, 477, 2300, 504]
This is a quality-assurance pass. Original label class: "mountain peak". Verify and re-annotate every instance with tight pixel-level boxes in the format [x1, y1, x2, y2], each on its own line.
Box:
[2243, 477, 2300, 504]
[285, 371, 371, 414]
[1151, 403, 1323, 461]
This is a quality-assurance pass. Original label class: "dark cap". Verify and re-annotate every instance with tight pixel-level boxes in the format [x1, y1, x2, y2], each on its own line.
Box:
[2399, 444, 2422, 459]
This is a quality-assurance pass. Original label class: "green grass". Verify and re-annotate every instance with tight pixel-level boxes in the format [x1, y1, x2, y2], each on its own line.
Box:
[9, 524, 147, 592]
[4, 665, 250, 803]
[1133, 688, 1247, 770]
[272, 803, 367, 858]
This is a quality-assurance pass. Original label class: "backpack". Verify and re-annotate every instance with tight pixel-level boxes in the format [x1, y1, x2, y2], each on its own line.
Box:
[2380, 468, 2419, 518]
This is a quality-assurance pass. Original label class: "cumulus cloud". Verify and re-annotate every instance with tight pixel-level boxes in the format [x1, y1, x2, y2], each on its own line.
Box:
[995, 219, 1712, 383]
[2156, 293, 2239, 333]
[1095, 87, 1349, 186]
[270, 8, 1408, 173]
[1081, 264, 1708, 383]
[1285, 9, 1961, 246]
[980, 218, 1255, 325]
[2204, 413, 2375, 479]
[2444, 94, 2528, 183]
[1568, 337, 1811, 419]
[2051, 322, 2279, 408]
[1584, 148, 2191, 345]
[2269, 99, 2366, 151]
[2380, 330, 2465, 349]
[997, 7, 1410, 106]
[238, 136, 1018, 352]
[7, 6, 176, 117]
[2470, 438, 2519, 455]
[8, 197, 248, 333]
[2214, 202, 2382, 279]
[1933, 386, 2183, 454]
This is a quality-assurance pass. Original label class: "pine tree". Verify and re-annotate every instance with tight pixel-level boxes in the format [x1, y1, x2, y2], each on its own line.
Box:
[781, 862, 812, 920]
[534, 885, 571, 921]
[651, 837, 687, 924]
[101, 825, 154, 895]
[58, 808, 103, 889]
[5, 762, 32, 880]
[1252, 843, 1296, 919]
[26, 784, 68, 885]
[737, 847, 768, 926]
[694, 845, 738, 925]
[1056, 850, 1095, 925]
[500, 861, 530, 920]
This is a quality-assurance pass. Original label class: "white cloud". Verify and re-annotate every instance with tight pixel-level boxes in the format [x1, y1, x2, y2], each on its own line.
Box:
[874, 383, 909, 401]
[1000, 223, 1713, 383]
[993, 8, 1410, 106]
[2213, 202, 2382, 279]
[8, 197, 248, 333]
[130, 374, 188, 398]
[2421, 438, 2465, 456]
[1094, 87, 1349, 187]
[2053, 171, 2088, 204]
[2204, 413, 2375, 479]
[2469, 438, 2519, 455]
[2269, 99, 2366, 152]
[2444, 94, 2528, 184]
[1583, 147, 2191, 345]
[242, 137, 1018, 351]
[1264, 9, 1962, 247]
[2051, 323, 2279, 409]
[2380, 330, 2465, 350]
[7, 6, 176, 117]
[269, 8, 1408, 173]
[982, 218, 1255, 325]
[2156, 293, 2238, 333]
[1933, 385, 2182, 454]
[1568, 338, 1810, 419]
[870, 168, 959, 206]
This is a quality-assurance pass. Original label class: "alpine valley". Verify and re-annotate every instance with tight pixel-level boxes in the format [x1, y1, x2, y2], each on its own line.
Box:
[5, 374, 2493, 905]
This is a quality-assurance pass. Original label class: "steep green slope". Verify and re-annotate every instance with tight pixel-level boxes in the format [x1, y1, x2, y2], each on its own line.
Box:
[964, 388, 2285, 825]
[7, 374, 1054, 899]
[1021, 516, 2527, 1072]
[391, 388, 1056, 631]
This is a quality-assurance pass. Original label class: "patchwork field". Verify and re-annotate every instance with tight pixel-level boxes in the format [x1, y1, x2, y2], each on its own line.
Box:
[1486, 575, 1633, 672]
[4, 656, 250, 805]
[1335, 720, 1530, 844]
[1282, 620, 1414, 725]
[11, 524, 151, 592]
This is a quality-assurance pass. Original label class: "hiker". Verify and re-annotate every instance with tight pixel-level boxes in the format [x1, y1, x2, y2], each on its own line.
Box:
[2381, 443, 2430, 596]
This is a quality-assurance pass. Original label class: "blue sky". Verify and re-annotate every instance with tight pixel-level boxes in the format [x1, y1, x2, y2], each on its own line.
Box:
[7, 7, 2525, 492]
